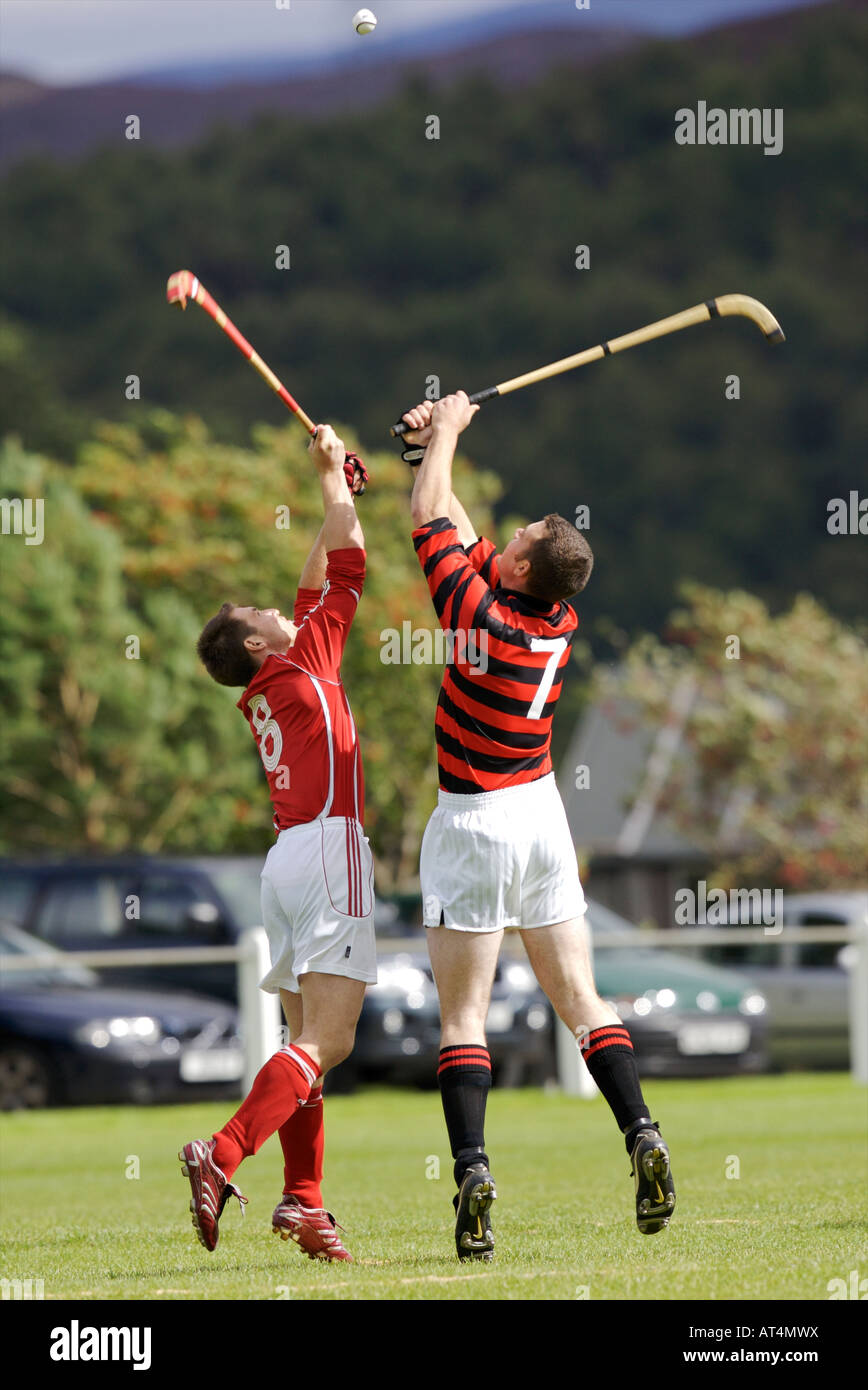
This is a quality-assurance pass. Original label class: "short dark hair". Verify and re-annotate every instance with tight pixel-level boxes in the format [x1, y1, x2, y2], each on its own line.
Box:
[197, 603, 258, 687]
[524, 514, 593, 602]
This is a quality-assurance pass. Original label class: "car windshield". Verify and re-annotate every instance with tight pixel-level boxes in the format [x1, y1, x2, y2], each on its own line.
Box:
[190, 859, 264, 928]
[0, 870, 39, 926]
[0, 923, 99, 990]
[584, 900, 637, 939]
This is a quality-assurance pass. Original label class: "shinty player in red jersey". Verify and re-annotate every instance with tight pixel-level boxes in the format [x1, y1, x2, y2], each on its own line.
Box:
[178, 424, 373, 1262]
[401, 393, 676, 1260]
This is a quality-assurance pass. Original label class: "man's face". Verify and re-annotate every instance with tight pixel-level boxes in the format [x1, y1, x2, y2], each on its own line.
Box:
[498, 519, 547, 590]
[232, 606, 297, 660]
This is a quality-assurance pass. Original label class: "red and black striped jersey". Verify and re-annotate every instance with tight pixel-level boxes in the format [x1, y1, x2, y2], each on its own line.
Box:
[412, 517, 578, 793]
[237, 548, 365, 832]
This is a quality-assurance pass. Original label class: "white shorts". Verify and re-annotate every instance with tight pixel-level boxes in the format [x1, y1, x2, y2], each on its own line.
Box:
[259, 816, 376, 994]
[420, 772, 586, 932]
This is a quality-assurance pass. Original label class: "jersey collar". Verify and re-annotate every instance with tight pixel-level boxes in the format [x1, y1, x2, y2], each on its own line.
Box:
[497, 586, 560, 616]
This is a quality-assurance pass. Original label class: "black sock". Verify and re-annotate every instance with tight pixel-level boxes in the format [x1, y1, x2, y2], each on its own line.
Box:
[581, 1025, 650, 1145]
[437, 1044, 491, 1186]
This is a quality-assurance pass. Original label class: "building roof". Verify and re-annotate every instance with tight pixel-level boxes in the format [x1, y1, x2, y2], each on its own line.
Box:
[557, 686, 705, 861]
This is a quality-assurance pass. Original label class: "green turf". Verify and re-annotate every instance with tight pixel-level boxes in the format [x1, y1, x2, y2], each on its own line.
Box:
[1, 1075, 865, 1301]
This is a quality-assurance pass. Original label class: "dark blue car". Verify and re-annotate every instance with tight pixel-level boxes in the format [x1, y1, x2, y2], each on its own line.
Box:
[0, 922, 243, 1109]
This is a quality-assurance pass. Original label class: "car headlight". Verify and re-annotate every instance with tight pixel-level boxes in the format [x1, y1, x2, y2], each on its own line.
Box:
[605, 996, 638, 1017]
[738, 992, 766, 1016]
[696, 991, 720, 1012]
[74, 1016, 162, 1048]
[504, 963, 535, 991]
[372, 963, 428, 996]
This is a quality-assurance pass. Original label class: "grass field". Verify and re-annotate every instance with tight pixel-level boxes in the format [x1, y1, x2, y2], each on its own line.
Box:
[1, 1074, 865, 1302]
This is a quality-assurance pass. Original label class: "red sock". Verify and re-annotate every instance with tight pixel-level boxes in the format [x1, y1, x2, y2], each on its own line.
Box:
[278, 1084, 324, 1207]
[212, 1046, 317, 1180]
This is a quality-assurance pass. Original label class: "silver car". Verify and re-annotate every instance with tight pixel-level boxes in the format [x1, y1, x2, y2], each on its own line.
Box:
[700, 891, 866, 1069]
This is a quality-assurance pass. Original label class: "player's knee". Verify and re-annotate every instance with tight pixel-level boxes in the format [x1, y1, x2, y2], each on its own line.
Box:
[321, 1027, 357, 1072]
[441, 1010, 488, 1045]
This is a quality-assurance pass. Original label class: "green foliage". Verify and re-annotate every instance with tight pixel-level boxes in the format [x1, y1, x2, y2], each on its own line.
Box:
[602, 584, 868, 889]
[0, 4, 865, 636]
[0, 316, 87, 457]
[0, 423, 500, 885]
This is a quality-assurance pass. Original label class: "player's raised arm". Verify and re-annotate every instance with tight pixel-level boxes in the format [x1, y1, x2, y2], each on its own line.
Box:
[401, 400, 479, 547]
[447, 492, 480, 550]
[296, 523, 328, 593]
[408, 393, 479, 532]
[310, 425, 364, 552]
[290, 425, 366, 676]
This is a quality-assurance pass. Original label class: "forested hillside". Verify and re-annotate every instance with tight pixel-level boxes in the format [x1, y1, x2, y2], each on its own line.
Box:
[1, 0, 865, 641]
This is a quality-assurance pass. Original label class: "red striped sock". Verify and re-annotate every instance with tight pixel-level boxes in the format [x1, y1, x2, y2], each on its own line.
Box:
[212, 1045, 317, 1181]
[437, 1044, 492, 1186]
[580, 1025, 648, 1132]
[278, 1084, 324, 1208]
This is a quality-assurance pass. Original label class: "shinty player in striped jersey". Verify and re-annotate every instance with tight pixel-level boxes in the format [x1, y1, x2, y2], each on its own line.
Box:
[178, 424, 372, 1263]
[401, 393, 676, 1260]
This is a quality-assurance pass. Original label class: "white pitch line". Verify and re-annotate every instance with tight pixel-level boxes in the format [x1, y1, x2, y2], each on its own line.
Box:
[268, 1266, 582, 1296]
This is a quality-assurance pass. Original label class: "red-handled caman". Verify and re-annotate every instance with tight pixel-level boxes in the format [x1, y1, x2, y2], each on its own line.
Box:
[167, 270, 367, 493]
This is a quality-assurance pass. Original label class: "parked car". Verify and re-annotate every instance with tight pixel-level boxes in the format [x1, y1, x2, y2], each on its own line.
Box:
[696, 891, 866, 1070]
[587, 899, 769, 1077]
[0, 855, 417, 1002]
[332, 897, 771, 1088]
[329, 949, 553, 1091]
[0, 921, 243, 1109]
[0, 855, 255, 1002]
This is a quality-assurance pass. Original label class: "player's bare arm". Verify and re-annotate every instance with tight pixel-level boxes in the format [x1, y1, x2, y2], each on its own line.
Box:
[298, 422, 367, 589]
[404, 394, 480, 538]
[297, 523, 328, 592]
[310, 424, 364, 552]
[402, 400, 477, 543]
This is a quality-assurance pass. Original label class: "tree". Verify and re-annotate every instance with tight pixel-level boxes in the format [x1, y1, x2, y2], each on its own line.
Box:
[600, 584, 868, 889]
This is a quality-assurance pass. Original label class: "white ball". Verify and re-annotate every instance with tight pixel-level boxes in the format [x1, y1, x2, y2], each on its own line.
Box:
[353, 8, 377, 35]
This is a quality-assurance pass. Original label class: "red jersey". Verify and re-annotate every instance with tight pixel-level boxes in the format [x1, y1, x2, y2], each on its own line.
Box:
[237, 548, 365, 832]
[413, 518, 578, 793]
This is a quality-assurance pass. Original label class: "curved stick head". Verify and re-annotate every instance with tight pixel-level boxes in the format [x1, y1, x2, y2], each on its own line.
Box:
[715, 294, 785, 344]
[166, 269, 195, 310]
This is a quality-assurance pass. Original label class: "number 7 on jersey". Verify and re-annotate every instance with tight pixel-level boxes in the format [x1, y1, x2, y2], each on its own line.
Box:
[527, 637, 568, 719]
